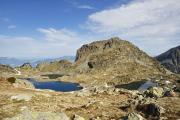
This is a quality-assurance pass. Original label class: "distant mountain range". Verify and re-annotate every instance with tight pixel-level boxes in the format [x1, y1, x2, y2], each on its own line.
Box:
[0, 56, 75, 67]
[1, 44, 180, 75]
[156, 45, 180, 74]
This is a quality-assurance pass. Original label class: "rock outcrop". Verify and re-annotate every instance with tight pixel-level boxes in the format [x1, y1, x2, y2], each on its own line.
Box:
[10, 94, 33, 101]
[74, 37, 167, 85]
[145, 87, 164, 98]
[19, 63, 32, 70]
[36, 60, 73, 73]
[136, 103, 165, 119]
[127, 112, 144, 120]
[12, 78, 35, 89]
[156, 45, 180, 74]
[0, 76, 12, 88]
[0, 64, 16, 75]
[14, 63, 34, 75]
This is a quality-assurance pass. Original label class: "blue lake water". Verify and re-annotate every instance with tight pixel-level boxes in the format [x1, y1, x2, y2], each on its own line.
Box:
[26, 78, 83, 92]
[138, 81, 157, 91]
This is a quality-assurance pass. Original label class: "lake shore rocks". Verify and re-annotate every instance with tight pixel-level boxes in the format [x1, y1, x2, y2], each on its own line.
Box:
[145, 87, 164, 98]
[164, 90, 176, 97]
[12, 78, 35, 89]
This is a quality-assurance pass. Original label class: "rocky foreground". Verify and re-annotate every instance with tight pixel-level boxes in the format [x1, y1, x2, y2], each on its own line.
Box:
[0, 37, 180, 120]
[0, 76, 179, 120]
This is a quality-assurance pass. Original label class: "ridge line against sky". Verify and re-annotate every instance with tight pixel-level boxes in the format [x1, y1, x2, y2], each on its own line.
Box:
[0, 0, 180, 58]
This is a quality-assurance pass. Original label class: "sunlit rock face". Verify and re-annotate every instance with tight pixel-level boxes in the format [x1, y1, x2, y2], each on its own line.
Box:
[74, 37, 166, 84]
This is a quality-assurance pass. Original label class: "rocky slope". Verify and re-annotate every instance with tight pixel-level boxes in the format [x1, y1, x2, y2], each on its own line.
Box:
[36, 60, 73, 73]
[30, 56, 75, 67]
[74, 37, 168, 85]
[0, 64, 16, 75]
[156, 45, 180, 74]
[0, 76, 179, 120]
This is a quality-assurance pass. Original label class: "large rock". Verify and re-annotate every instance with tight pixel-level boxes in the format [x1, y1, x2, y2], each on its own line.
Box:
[7, 77, 16, 83]
[13, 79, 35, 89]
[4, 108, 70, 120]
[147, 87, 164, 98]
[10, 94, 33, 101]
[136, 103, 165, 119]
[6, 77, 35, 89]
[174, 80, 180, 92]
[156, 45, 180, 74]
[164, 90, 176, 97]
[127, 112, 143, 120]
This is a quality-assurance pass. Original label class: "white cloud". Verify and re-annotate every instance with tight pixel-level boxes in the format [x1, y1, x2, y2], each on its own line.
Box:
[0, 28, 84, 58]
[8, 25, 16, 29]
[77, 5, 95, 10]
[86, 0, 180, 55]
[37, 28, 81, 45]
[65, 0, 95, 10]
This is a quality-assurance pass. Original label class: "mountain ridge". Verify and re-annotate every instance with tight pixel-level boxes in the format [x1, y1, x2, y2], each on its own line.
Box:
[156, 45, 180, 74]
[70, 37, 169, 85]
[0, 56, 75, 67]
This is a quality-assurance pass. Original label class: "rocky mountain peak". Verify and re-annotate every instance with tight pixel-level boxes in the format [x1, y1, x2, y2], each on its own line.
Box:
[156, 45, 180, 73]
[74, 37, 166, 84]
[20, 63, 32, 69]
[75, 37, 131, 63]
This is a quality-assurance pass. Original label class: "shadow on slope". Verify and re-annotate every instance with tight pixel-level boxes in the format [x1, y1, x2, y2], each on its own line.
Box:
[41, 74, 65, 79]
[115, 80, 146, 90]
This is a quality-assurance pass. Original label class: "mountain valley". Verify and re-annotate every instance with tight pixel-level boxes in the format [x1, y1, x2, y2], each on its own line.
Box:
[0, 37, 179, 120]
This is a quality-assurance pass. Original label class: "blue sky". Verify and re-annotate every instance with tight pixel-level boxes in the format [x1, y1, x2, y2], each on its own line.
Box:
[0, 0, 180, 58]
[0, 0, 130, 36]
